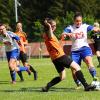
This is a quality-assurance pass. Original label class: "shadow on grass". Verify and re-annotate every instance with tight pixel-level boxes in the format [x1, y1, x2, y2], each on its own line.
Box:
[0, 87, 78, 93]
[0, 81, 10, 84]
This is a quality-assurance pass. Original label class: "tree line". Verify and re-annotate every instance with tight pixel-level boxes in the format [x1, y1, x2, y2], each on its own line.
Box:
[0, 0, 100, 42]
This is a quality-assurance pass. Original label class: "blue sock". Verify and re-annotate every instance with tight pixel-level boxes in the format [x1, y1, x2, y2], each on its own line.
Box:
[10, 71, 16, 81]
[89, 67, 96, 77]
[18, 66, 28, 71]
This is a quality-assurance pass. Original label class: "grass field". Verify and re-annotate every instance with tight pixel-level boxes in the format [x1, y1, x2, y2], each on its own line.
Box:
[0, 56, 100, 100]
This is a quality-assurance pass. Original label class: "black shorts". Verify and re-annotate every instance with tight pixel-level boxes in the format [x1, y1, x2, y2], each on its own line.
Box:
[94, 40, 100, 51]
[52, 55, 73, 73]
[18, 51, 28, 63]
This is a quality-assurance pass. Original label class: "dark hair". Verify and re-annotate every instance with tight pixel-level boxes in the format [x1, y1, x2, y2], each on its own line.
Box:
[74, 12, 82, 20]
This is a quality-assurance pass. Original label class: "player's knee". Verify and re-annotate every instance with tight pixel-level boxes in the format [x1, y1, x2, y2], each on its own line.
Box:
[70, 61, 81, 71]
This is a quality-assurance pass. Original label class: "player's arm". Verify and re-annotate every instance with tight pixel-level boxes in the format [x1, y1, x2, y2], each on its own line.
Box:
[23, 38, 28, 46]
[87, 25, 100, 33]
[9, 32, 20, 41]
[9, 32, 22, 46]
[44, 19, 53, 38]
[22, 32, 28, 46]
[61, 27, 76, 40]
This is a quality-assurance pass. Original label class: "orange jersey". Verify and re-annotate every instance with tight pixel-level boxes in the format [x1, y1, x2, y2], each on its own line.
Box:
[15, 31, 28, 52]
[43, 34, 65, 60]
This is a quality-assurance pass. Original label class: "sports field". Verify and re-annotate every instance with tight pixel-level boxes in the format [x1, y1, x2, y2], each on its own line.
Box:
[0, 56, 100, 100]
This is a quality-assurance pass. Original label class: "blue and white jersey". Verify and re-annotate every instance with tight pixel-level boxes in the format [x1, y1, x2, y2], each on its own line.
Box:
[63, 23, 94, 51]
[0, 31, 20, 52]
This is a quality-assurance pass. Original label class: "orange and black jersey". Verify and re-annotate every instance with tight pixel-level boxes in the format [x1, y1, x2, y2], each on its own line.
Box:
[43, 33, 65, 60]
[15, 31, 28, 53]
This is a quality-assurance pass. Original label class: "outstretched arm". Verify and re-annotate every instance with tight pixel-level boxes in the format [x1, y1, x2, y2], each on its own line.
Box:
[61, 32, 78, 40]
[44, 19, 53, 38]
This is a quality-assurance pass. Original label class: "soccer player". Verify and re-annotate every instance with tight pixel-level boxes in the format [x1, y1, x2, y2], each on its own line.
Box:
[42, 18, 96, 92]
[15, 22, 37, 81]
[92, 22, 100, 68]
[0, 23, 30, 84]
[61, 12, 100, 88]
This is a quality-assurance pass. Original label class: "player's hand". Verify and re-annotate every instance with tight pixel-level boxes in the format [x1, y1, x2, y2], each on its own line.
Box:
[44, 19, 51, 29]
[61, 34, 67, 40]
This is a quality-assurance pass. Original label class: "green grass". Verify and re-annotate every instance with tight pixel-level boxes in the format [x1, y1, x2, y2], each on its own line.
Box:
[0, 56, 100, 100]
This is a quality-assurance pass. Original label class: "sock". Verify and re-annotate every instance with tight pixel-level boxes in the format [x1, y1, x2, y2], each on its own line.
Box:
[74, 79, 81, 86]
[10, 70, 16, 82]
[17, 71, 24, 81]
[97, 56, 100, 65]
[75, 70, 88, 88]
[18, 66, 28, 71]
[29, 65, 36, 73]
[88, 67, 96, 78]
[46, 77, 61, 89]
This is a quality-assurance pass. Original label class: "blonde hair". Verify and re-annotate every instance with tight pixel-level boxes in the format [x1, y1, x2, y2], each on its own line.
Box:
[94, 22, 99, 28]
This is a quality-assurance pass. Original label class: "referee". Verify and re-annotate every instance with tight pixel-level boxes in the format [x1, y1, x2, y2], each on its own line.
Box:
[92, 22, 100, 68]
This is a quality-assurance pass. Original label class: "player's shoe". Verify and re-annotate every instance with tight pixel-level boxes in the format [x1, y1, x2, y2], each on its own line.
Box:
[84, 84, 96, 91]
[11, 81, 16, 84]
[42, 86, 49, 92]
[93, 76, 99, 81]
[75, 82, 82, 90]
[75, 85, 82, 90]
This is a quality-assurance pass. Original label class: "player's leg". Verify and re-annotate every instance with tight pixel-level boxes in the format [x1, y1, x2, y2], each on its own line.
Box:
[42, 69, 66, 92]
[17, 60, 24, 81]
[6, 51, 16, 84]
[21, 52, 37, 80]
[84, 56, 98, 81]
[96, 51, 100, 67]
[42, 58, 66, 92]
[29, 64, 37, 80]
[20, 52, 31, 75]
[82, 47, 98, 81]
[71, 68, 81, 89]
[8, 58, 17, 84]
[61, 55, 96, 91]
[94, 41, 100, 67]
[71, 51, 82, 87]
[70, 61, 96, 91]
[9, 59, 29, 83]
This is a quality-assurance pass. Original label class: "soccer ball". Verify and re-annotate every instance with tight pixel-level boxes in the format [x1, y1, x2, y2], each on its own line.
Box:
[91, 81, 100, 91]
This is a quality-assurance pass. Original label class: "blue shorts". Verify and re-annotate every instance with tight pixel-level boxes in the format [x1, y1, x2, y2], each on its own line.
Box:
[71, 46, 93, 65]
[6, 49, 20, 61]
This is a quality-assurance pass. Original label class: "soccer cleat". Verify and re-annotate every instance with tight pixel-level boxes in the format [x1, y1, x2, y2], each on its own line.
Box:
[20, 79, 24, 82]
[34, 71, 37, 80]
[93, 76, 99, 81]
[84, 84, 96, 91]
[42, 86, 49, 92]
[11, 81, 16, 84]
[75, 82, 82, 90]
[75, 85, 82, 90]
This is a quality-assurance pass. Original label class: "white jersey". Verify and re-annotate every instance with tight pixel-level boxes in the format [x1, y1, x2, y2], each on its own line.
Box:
[63, 23, 93, 51]
[0, 31, 19, 52]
